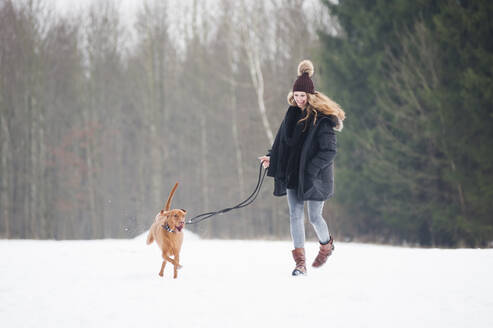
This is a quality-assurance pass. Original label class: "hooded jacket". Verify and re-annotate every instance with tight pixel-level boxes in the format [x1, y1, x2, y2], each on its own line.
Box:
[267, 106, 339, 201]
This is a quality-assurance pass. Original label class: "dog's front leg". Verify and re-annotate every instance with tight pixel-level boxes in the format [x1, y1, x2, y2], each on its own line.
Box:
[164, 255, 182, 269]
[173, 254, 181, 279]
[159, 259, 167, 277]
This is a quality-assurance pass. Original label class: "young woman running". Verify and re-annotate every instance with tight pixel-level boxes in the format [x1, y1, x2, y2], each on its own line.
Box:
[259, 60, 345, 276]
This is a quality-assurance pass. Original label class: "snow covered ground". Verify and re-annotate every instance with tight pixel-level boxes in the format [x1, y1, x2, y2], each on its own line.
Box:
[1, 231, 492, 328]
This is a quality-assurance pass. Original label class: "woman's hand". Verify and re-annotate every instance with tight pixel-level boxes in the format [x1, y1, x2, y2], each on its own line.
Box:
[258, 156, 270, 168]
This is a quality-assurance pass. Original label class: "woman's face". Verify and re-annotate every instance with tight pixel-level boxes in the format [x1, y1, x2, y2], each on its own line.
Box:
[294, 91, 307, 108]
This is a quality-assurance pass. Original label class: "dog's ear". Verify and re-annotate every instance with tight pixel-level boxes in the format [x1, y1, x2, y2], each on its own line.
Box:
[180, 209, 187, 214]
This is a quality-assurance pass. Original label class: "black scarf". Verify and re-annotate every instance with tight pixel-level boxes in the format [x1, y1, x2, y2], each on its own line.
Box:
[281, 107, 310, 189]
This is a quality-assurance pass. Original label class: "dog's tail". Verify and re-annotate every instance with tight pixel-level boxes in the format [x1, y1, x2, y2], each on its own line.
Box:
[146, 231, 154, 245]
[164, 182, 179, 211]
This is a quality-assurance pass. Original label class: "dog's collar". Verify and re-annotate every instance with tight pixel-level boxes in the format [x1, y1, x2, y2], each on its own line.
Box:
[161, 223, 176, 233]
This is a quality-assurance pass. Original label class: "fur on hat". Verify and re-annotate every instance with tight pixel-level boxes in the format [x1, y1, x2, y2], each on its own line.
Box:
[297, 60, 314, 77]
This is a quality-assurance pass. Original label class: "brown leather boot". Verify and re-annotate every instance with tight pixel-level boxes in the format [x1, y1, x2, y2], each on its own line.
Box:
[312, 236, 334, 268]
[291, 248, 307, 276]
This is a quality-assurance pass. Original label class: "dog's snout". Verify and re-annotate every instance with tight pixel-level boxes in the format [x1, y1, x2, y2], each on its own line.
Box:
[176, 221, 185, 232]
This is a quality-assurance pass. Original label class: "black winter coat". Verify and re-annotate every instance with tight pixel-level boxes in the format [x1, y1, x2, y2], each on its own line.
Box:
[267, 106, 338, 201]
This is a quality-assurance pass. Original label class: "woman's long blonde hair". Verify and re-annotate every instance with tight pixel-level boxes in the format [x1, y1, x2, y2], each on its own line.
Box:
[287, 90, 346, 130]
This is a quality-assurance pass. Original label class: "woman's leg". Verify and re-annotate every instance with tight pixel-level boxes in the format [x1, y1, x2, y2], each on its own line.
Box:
[306, 200, 330, 244]
[286, 189, 305, 248]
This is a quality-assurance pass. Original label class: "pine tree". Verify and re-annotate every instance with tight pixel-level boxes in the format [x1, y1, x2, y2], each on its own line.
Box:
[319, 0, 493, 246]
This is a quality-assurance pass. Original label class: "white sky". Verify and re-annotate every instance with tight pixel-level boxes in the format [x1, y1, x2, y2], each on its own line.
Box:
[45, 0, 330, 58]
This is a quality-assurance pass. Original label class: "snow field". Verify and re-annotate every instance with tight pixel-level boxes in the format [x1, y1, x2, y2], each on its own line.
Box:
[1, 231, 492, 328]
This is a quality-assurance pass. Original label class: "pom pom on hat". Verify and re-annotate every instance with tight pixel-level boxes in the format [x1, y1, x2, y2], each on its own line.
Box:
[297, 60, 314, 77]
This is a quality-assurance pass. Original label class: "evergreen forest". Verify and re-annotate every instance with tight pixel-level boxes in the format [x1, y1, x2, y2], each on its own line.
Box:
[319, 0, 493, 246]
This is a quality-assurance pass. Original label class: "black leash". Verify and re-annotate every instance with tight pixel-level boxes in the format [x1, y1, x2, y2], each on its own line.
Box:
[186, 162, 267, 225]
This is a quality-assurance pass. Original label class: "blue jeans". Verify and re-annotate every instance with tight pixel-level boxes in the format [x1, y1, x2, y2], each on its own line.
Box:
[287, 188, 330, 249]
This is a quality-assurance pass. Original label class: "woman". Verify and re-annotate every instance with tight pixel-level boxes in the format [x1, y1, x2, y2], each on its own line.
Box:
[259, 60, 345, 276]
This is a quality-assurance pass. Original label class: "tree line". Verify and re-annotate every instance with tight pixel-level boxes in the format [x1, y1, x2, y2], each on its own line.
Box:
[1, 0, 492, 247]
[0, 0, 329, 241]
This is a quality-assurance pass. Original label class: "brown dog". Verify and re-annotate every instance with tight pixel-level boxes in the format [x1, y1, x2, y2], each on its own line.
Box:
[146, 182, 187, 279]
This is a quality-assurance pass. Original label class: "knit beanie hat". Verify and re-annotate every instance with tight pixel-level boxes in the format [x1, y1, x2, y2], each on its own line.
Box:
[292, 60, 315, 94]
